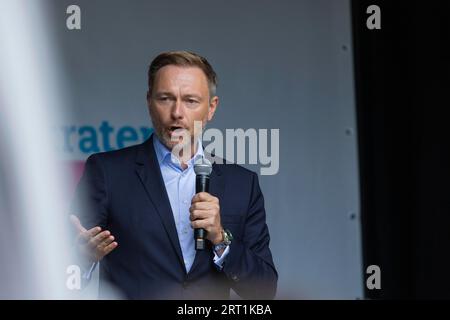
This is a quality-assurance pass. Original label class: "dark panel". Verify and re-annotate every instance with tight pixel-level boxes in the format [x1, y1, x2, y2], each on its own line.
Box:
[352, 0, 450, 299]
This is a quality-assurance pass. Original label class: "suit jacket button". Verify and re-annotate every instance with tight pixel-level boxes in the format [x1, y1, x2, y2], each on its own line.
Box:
[231, 275, 239, 282]
[182, 281, 189, 288]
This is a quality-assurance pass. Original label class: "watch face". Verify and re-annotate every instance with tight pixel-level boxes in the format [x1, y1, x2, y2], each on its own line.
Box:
[224, 229, 233, 243]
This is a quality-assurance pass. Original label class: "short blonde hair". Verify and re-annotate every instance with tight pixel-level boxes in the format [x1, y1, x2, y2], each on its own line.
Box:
[148, 51, 218, 97]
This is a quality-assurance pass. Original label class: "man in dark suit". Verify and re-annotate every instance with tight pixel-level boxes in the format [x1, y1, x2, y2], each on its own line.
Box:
[70, 51, 277, 299]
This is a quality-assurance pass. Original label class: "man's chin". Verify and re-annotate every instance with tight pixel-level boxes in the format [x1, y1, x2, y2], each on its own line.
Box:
[162, 136, 189, 150]
[154, 130, 195, 150]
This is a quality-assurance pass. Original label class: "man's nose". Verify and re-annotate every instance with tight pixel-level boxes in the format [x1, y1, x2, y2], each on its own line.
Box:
[170, 99, 184, 120]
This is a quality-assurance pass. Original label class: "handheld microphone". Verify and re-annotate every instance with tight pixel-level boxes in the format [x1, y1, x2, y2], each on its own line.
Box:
[193, 156, 212, 250]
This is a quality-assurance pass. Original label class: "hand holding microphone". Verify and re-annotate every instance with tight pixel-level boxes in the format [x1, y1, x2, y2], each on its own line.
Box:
[191, 157, 224, 250]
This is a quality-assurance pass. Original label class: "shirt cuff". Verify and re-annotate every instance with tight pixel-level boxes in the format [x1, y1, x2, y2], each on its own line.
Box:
[82, 262, 98, 281]
[213, 245, 230, 270]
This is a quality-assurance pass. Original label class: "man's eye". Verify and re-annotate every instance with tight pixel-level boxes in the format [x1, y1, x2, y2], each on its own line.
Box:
[187, 99, 198, 104]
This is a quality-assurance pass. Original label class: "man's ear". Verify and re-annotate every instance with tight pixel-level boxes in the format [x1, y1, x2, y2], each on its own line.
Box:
[207, 96, 219, 121]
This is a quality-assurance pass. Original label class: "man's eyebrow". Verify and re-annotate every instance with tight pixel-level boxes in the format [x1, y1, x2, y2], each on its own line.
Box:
[154, 91, 175, 97]
[153, 92, 203, 100]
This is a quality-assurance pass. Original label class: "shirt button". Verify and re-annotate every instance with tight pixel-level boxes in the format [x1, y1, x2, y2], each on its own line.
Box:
[183, 200, 189, 204]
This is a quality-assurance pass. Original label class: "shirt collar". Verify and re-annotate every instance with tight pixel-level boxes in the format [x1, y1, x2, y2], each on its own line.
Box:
[152, 133, 204, 170]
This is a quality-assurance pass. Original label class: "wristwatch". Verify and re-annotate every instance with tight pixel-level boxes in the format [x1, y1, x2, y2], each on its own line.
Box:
[214, 228, 233, 252]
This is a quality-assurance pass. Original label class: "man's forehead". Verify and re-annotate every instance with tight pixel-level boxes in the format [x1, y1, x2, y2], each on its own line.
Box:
[155, 65, 208, 86]
[155, 65, 207, 83]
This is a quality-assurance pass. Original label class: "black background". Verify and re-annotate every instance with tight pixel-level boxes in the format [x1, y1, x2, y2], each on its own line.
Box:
[352, 0, 450, 299]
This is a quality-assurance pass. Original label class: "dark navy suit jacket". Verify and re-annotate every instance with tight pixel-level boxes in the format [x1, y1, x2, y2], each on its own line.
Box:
[72, 135, 277, 299]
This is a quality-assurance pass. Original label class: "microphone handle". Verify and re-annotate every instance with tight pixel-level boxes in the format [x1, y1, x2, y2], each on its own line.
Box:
[195, 175, 210, 250]
[196, 174, 210, 193]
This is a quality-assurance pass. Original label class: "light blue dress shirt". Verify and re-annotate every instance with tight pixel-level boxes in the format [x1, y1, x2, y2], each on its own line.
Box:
[152, 134, 229, 273]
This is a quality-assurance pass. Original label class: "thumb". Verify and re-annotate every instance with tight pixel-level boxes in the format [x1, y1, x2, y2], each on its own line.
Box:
[70, 214, 86, 233]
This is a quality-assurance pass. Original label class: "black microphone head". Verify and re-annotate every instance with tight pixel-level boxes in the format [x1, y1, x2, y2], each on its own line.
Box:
[194, 156, 212, 176]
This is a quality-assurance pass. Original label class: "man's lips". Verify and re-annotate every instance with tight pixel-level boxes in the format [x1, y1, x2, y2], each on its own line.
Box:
[167, 126, 190, 138]
[168, 125, 186, 132]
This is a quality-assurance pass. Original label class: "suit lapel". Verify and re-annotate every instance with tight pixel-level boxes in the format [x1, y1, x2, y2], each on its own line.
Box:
[135, 136, 186, 272]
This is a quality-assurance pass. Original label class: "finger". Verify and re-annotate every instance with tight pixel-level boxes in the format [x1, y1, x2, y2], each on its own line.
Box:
[102, 242, 118, 256]
[190, 201, 214, 211]
[191, 218, 213, 230]
[86, 226, 102, 237]
[192, 192, 215, 203]
[70, 215, 86, 233]
[89, 230, 111, 247]
[98, 235, 115, 249]
[77, 226, 102, 243]
[189, 209, 211, 221]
